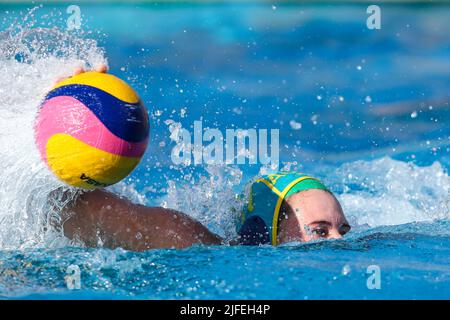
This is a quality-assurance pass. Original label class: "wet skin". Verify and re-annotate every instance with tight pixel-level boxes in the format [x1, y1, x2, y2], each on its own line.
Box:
[277, 189, 351, 244]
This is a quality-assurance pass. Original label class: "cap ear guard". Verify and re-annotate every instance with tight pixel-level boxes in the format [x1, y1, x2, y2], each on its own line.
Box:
[238, 216, 270, 245]
[237, 172, 329, 246]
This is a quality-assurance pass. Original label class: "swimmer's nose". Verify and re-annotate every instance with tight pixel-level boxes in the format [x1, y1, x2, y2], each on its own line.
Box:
[328, 229, 342, 239]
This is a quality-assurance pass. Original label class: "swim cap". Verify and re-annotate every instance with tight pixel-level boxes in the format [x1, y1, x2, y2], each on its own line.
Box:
[237, 172, 328, 246]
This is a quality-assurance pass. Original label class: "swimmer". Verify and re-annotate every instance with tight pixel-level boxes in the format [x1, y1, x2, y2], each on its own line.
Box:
[56, 66, 351, 251]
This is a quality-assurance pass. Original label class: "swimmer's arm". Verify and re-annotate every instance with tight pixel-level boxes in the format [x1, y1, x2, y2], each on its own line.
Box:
[62, 190, 223, 251]
[56, 66, 221, 250]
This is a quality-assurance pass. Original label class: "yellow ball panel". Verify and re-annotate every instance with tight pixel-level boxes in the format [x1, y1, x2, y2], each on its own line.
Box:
[46, 133, 141, 189]
[52, 71, 139, 104]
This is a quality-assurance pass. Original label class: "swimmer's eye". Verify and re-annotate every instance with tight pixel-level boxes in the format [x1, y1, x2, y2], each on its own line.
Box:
[312, 228, 329, 237]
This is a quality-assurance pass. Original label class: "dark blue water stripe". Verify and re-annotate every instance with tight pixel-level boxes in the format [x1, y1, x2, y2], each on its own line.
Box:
[44, 84, 149, 143]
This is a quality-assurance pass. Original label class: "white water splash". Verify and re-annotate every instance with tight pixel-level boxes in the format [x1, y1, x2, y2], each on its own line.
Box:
[0, 10, 107, 249]
[163, 165, 244, 241]
[333, 157, 450, 228]
[0, 10, 449, 252]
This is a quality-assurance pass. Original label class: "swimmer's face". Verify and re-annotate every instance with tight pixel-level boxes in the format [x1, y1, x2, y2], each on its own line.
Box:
[277, 189, 351, 244]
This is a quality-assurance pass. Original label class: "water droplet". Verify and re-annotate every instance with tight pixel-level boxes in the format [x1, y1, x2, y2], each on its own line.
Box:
[342, 264, 351, 276]
[289, 120, 302, 130]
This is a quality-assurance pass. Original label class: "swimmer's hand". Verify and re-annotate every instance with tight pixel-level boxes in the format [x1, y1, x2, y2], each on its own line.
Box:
[53, 64, 108, 85]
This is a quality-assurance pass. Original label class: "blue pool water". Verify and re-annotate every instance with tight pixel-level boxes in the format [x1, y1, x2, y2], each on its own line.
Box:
[0, 3, 449, 299]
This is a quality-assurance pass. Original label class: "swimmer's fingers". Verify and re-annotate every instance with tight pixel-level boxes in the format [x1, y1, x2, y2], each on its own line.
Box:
[54, 64, 107, 85]
[52, 69, 82, 86]
[52, 76, 65, 86]
[74, 64, 107, 75]
[96, 64, 108, 73]
[73, 67, 85, 76]
[73, 64, 107, 75]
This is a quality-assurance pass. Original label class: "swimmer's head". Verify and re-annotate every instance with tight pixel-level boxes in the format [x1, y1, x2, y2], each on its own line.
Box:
[238, 172, 351, 245]
[277, 189, 350, 244]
